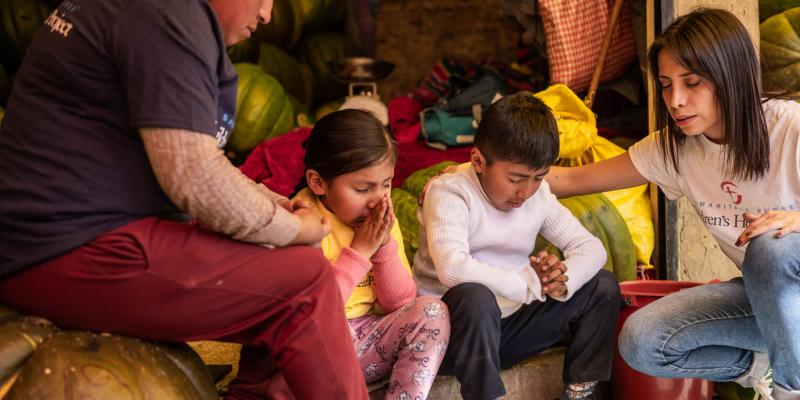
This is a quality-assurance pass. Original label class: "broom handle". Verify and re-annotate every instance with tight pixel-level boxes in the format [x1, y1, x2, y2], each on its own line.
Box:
[584, 0, 626, 109]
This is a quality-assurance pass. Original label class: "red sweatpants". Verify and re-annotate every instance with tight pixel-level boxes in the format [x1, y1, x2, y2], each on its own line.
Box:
[0, 217, 368, 400]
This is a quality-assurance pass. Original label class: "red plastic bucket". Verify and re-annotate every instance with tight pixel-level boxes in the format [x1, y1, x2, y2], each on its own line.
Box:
[612, 280, 715, 400]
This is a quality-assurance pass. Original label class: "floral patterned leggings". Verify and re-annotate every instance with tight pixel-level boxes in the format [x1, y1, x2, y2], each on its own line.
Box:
[350, 296, 450, 400]
[255, 296, 450, 400]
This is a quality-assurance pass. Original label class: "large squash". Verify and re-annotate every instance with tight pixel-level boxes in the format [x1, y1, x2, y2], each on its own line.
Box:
[227, 38, 260, 64]
[296, 0, 346, 35]
[555, 194, 637, 281]
[759, 0, 800, 22]
[228, 63, 293, 157]
[0, 0, 51, 74]
[760, 7, 800, 93]
[287, 94, 315, 128]
[391, 161, 460, 262]
[0, 305, 217, 399]
[254, 0, 303, 51]
[258, 43, 314, 108]
[294, 31, 361, 102]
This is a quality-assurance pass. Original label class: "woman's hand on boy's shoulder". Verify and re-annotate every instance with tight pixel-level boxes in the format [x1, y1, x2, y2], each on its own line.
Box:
[530, 251, 569, 298]
[418, 165, 458, 206]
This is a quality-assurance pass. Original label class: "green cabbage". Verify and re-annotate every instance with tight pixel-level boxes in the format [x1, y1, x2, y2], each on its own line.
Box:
[401, 161, 459, 199]
[391, 188, 420, 263]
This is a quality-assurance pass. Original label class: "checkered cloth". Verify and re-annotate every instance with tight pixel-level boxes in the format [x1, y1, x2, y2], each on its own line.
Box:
[539, 0, 636, 93]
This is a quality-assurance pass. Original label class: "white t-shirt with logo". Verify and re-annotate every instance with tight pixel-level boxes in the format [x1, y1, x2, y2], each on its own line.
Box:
[628, 99, 800, 267]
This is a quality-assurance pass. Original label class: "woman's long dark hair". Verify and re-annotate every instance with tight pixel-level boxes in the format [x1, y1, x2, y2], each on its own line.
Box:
[648, 7, 769, 181]
[293, 109, 397, 196]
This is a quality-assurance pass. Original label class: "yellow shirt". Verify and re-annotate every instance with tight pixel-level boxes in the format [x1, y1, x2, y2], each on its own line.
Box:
[295, 188, 411, 318]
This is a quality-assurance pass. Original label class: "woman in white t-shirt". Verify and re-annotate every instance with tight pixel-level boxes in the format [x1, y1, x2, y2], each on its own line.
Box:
[548, 7, 800, 399]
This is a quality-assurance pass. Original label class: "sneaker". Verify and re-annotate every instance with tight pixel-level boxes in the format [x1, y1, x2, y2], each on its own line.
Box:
[561, 381, 597, 400]
[753, 366, 774, 400]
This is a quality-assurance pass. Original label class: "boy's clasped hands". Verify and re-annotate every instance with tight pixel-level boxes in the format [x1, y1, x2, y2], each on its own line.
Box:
[530, 251, 568, 298]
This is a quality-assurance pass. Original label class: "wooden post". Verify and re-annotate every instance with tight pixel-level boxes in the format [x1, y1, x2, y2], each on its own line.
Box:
[584, 0, 627, 109]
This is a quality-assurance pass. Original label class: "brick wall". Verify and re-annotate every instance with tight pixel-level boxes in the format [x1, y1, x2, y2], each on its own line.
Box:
[375, 0, 521, 100]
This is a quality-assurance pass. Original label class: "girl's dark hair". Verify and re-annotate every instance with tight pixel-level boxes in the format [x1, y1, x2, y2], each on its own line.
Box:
[648, 7, 769, 180]
[475, 92, 559, 170]
[293, 109, 397, 196]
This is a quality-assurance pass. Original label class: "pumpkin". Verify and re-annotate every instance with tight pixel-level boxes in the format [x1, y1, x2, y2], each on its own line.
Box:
[258, 43, 314, 108]
[0, 0, 51, 74]
[254, 0, 303, 51]
[714, 381, 756, 400]
[296, 0, 346, 35]
[287, 94, 315, 128]
[294, 31, 361, 102]
[553, 194, 637, 281]
[313, 98, 344, 121]
[390, 161, 459, 261]
[759, 0, 800, 22]
[228, 63, 293, 157]
[401, 161, 459, 199]
[0, 305, 217, 399]
[760, 7, 800, 93]
[227, 38, 260, 64]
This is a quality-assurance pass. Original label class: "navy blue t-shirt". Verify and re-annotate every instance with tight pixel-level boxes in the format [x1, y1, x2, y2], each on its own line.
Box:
[0, 0, 238, 277]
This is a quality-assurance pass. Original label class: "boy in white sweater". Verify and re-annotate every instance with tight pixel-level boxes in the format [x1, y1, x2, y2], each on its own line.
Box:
[414, 92, 620, 400]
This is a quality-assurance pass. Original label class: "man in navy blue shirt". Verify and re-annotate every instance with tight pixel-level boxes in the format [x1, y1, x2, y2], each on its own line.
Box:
[0, 1, 368, 398]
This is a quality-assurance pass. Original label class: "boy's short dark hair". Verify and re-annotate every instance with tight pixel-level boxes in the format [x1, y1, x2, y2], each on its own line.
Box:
[474, 92, 559, 169]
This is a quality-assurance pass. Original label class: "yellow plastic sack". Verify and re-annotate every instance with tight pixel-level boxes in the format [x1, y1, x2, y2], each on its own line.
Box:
[534, 84, 597, 159]
[534, 84, 654, 267]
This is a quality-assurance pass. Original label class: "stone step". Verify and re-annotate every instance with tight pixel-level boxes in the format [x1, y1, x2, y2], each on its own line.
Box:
[369, 347, 566, 400]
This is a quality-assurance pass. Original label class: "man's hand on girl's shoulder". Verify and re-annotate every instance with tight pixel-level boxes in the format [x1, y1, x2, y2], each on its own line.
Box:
[291, 207, 331, 246]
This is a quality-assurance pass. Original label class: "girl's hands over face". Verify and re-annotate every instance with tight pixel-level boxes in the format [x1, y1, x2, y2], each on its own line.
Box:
[735, 211, 800, 246]
[382, 193, 395, 246]
[351, 194, 393, 260]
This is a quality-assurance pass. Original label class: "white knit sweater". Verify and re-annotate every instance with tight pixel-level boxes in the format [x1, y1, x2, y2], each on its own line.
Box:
[413, 164, 607, 317]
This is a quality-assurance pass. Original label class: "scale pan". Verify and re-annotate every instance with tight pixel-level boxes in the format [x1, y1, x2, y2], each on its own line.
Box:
[329, 57, 395, 83]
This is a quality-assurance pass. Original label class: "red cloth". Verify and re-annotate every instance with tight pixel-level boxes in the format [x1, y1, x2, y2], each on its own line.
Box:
[539, 0, 636, 92]
[240, 128, 471, 195]
[388, 96, 424, 143]
[393, 141, 471, 188]
[239, 128, 312, 197]
[0, 217, 369, 400]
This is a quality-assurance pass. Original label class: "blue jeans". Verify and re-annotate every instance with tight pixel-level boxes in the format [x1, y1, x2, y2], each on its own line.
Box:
[618, 233, 800, 398]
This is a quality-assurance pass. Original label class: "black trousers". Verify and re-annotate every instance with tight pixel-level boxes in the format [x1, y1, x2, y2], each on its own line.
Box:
[438, 269, 621, 400]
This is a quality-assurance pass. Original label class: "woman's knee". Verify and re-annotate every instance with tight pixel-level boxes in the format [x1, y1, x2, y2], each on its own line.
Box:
[742, 232, 800, 281]
[618, 307, 668, 374]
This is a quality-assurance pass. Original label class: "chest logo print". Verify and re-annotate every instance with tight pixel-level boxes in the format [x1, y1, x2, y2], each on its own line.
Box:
[720, 181, 742, 205]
